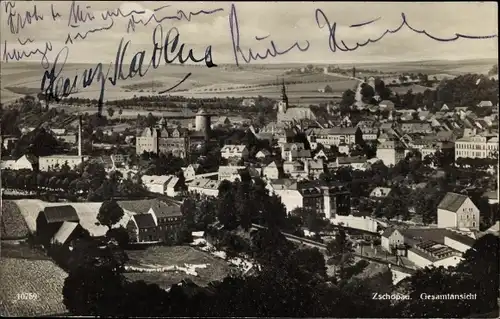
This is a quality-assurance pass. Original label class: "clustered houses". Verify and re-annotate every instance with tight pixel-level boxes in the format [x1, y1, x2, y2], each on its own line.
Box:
[381, 192, 481, 269]
[306, 127, 361, 147]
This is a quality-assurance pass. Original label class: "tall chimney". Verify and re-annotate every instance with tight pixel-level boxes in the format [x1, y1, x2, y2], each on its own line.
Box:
[78, 115, 82, 157]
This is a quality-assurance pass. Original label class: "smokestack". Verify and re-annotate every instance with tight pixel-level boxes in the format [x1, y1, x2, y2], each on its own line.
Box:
[78, 115, 82, 157]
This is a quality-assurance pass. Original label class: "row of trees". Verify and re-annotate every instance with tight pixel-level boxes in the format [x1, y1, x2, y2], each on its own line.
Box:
[1, 162, 147, 201]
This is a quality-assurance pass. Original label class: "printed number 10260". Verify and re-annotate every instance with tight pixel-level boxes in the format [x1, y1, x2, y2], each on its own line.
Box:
[17, 293, 38, 301]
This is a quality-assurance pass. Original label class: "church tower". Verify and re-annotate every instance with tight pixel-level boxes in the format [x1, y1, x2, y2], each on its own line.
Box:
[278, 78, 288, 114]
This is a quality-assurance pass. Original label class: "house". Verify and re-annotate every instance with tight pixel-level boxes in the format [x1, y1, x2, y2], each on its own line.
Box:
[477, 100, 493, 108]
[334, 156, 368, 171]
[304, 159, 324, 179]
[379, 100, 395, 111]
[338, 143, 350, 155]
[437, 192, 480, 230]
[255, 149, 271, 159]
[218, 166, 246, 182]
[407, 241, 462, 269]
[376, 140, 405, 166]
[39, 155, 87, 172]
[455, 134, 499, 160]
[187, 178, 221, 197]
[263, 161, 280, 179]
[0, 154, 37, 170]
[123, 199, 184, 243]
[241, 98, 256, 107]
[51, 221, 87, 247]
[281, 143, 311, 161]
[182, 164, 202, 181]
[141, 175, 173, 194]
[443, 232, 476, 253]
[381, 228, 405, 252]
[221, 145, 249, 160]
[313, 148, 335, 161]
[360, 127, 379, 141]
[306, 127, 361, 147]
[440, 104, 450, 111]
[36, 205, 80, 246]
[370, 187, 392, 199]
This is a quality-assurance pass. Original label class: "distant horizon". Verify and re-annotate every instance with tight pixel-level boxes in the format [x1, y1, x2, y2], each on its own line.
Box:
[1, 57, 497, 67]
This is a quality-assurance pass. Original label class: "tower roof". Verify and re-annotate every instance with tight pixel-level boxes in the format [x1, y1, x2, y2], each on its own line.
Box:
[196, 108, 207, 115]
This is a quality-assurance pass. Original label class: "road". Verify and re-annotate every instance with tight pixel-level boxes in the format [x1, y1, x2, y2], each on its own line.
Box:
[324, 72, 364, 102]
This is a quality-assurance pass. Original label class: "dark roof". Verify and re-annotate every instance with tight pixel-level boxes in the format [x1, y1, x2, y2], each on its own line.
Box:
[118, 199, 182, 218]
[445, 232, 476, 247]
[132, 213, 156, 229]
[43, 206, 79, 223]
[381, 227, 396, 238]
[438, 192, 469, 212]
[398, 228, 452, 245]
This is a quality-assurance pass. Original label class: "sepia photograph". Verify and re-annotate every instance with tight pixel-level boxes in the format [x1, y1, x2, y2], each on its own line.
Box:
[0, 1, 498, 317]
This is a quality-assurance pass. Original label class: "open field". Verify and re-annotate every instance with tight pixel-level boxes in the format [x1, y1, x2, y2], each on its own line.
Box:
[1, 200, 30, 240]
[0, 258, 68, 317]
[0, 241, 50, 260]
[2, 58, 494, 103]
[125, 245, 230, 289]
[390, 84, 435, 94]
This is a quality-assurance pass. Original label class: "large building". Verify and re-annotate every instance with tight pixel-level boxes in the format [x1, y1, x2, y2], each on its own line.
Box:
[376, 140, 405, 166]
[267, 179, 350, 218]
[136, 127, 189, 158]
[454, 134, 499, 160]
[276, 79, 316, 124]
[306, 127, 361, 147]
[437, 192, 480, 230]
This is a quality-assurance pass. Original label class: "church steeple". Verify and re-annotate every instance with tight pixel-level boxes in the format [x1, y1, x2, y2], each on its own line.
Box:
[278, 77, 288, 113]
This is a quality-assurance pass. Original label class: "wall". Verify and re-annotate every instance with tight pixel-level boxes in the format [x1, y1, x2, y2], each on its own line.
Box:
[275, 189, 303, 213]
[432, 255, 463, 268]
[457, 199, 480, 230]
[444, 237, 472, 253]
[188, 186, 219, 197]
[437, 209, 457, 228]
[330, 215, 378, 233]
[407, 250, 432, 268]
[376, 149, 396, 166]
[145, 183, 165, 195]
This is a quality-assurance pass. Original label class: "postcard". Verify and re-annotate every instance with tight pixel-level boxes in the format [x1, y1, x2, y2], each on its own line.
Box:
[0, 1, 498, 318]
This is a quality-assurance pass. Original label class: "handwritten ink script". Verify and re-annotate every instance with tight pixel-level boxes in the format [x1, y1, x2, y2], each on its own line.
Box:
[1, 1, 497, 114]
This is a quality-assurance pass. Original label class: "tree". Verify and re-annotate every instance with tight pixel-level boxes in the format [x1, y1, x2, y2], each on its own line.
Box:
[340, 89, 356, 109]
[107, 107, 115, 118]
[326, 228, 355, 281]
[106, 226, 130, 247]
[118, 108, 123, 122]
[97, 199, 124, 230]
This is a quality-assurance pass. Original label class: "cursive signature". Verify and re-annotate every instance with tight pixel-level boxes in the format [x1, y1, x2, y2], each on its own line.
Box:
[4, 1, 44, 34]
[229, 4, 310, 66]
[2, 38, 53, 67]
[315, 9, 498, 53]
[125, 5, 224, 33]
[40, 25, 216, 115]
[67, 0, 95, 27]
[65, 19, 115, 45]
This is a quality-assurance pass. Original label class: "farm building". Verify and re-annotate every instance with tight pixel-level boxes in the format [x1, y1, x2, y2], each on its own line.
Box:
[36, 205, 80, 245]
[50, 221, 88, 248]
[123, 199, 184, 244]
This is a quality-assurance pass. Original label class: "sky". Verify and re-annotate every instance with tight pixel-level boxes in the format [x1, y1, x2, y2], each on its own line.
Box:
[0, 1, 498, 66]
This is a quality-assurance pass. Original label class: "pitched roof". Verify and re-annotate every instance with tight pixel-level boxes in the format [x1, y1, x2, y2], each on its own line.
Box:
[132, 213, 156, 228]
[438, 192, 469, 212]
[43, 205, 79, 223]
[51, 221, 79, 245]
[118, 199, 181, 218]
[444, 231, 476, 247]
